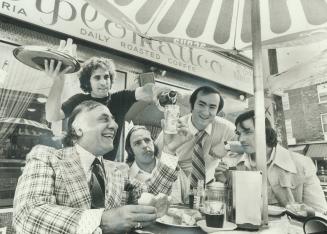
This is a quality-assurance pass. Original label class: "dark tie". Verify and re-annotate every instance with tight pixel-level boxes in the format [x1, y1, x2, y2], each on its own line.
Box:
[90, 158, 105, 208]
[190, 131, 207, 189]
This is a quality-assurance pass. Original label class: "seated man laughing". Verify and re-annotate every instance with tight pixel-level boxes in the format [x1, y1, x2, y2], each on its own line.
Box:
[13, 100, 189, 234]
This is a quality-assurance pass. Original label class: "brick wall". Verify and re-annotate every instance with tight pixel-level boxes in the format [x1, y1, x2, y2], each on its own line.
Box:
[285, 84, 327, 143]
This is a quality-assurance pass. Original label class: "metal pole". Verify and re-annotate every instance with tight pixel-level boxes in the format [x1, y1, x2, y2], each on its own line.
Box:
[251, 0, 269, 225]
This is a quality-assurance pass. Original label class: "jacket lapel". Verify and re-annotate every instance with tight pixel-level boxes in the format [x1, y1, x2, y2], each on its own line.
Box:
[59, 147, 91, 209]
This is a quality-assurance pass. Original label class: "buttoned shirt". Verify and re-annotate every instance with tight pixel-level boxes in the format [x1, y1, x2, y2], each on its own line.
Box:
[188, 116, 212, 142]
[129, 159, 158, 183]
[77, 145, 178, 234]
[236, 150, 278, 205]
[76, 144, 104, 234]
[234, 145, 327, 211]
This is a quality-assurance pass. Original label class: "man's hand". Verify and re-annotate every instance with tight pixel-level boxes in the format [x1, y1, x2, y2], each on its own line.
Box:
[44, 59, 71, 83]
[57, 38, 77, 57]
[100, 205, 157, 233]
[162, 119, 192, 155]
[214, 161, 228, 183]
[136, 83, 162, 102]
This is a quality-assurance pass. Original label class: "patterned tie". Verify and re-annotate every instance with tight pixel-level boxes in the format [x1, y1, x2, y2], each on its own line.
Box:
[90, 158, 105, 208]
[190, 130, 207, 189]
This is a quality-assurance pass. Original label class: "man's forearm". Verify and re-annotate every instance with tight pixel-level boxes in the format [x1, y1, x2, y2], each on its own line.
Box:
[45, 80, 65, 122]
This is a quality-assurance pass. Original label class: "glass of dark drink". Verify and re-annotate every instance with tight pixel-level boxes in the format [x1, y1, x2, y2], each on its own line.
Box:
[205, 212, 224, 228]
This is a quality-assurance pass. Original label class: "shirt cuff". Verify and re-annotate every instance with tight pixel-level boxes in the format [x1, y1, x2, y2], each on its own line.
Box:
[77, 208, 104, 234]
[160, 151, 178, 169]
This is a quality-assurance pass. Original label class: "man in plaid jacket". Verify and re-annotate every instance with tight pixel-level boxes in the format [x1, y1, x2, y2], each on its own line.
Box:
[13, 100, 186, 233]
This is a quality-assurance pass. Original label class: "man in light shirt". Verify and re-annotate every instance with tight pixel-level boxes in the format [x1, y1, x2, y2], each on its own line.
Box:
[125, 125, 159, 183]
[156, 86, 236, 203]
[215, 110, 327, 213]
[13, 100, 188, 233]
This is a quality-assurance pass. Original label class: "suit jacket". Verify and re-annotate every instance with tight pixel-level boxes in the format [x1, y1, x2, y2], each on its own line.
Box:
[236, 145, 327, 213]
[13, 145, 177, 234]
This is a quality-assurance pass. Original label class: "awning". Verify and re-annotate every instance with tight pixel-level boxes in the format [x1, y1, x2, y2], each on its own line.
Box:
[305, 143, 327, 159]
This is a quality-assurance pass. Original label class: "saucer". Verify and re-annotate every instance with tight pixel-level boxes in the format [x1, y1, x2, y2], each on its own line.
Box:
[197, 220, 237, 233]
[13, 45, 80, 73]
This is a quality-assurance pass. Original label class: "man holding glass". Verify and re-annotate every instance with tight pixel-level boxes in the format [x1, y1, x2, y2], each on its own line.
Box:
[156, 86, 236, 203]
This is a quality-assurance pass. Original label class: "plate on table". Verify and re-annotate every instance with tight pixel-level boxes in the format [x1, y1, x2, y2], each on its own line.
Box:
[197, 220, 237, 233]
[13, 45, 80, 73]
[156, 207, 202, 228]
[268, 205, 286, 216]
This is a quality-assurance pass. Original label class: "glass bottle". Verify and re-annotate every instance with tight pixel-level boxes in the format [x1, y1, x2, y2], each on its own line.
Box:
[194, 180, 205, 210]
[156, 90, 177, 112]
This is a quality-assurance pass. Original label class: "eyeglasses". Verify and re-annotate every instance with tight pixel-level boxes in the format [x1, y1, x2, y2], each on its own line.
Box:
[303, 216, 327, 234]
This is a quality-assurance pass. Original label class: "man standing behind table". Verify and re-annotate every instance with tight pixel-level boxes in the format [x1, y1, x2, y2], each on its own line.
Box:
[215, 110, 327, 213]
[45, 56, 155, 160]
[156, 86, 236, 203]
[13, 100, 189, 234]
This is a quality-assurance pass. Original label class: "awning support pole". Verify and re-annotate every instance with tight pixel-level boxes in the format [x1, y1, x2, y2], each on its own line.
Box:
[251, 0, 269, 225]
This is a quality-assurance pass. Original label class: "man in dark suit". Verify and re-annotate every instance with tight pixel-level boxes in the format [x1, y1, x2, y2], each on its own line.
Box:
[13, 100, 186, 233]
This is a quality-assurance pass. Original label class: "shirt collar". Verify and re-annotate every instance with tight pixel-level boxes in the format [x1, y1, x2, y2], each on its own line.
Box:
[76, 144, 103, 175]
[129, 159, 157, 178]
[188, 115, 212, 136]
[271, 145, 297, 173]
[236, 145, 297, 173]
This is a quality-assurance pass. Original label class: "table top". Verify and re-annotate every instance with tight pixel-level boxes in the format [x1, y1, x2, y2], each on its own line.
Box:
[132, 215, 304, 234]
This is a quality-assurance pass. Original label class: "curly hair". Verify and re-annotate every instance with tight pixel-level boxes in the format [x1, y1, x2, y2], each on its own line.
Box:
[63, 100, 105, 147]
[79, 57, 116, 93]
[125, 125, 158, 166]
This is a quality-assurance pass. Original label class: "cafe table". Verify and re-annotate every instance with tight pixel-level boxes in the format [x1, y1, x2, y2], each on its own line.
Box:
[132, 213, 305, 234]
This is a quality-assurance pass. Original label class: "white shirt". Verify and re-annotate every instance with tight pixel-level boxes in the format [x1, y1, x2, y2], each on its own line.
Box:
[75, 144, 104, 234]
[76, 144, 178, 234]
[188, 116, 212, 139]
[129, 159, 158, 183]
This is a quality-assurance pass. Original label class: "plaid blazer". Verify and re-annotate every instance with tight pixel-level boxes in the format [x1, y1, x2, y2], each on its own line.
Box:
[13, 145, 177, 234]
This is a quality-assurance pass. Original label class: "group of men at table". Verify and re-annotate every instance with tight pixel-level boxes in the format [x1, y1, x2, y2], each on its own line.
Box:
[13, 55, 327, 234]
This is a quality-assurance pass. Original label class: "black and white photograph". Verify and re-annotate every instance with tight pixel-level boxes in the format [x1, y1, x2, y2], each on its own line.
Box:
[0, 0, 327, 233]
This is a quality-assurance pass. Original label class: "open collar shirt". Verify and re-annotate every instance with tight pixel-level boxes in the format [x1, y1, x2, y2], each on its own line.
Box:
[236, 146, 297, 206]
[129, 159, 158, 183]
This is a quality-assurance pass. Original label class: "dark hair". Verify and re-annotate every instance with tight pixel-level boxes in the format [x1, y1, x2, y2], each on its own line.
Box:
[63, 100, 105, 147]
[189, 86, 224, 114]
[125, 125, 158, 165]
[235, 110, 277, 148]
[79, 57, 116, 93]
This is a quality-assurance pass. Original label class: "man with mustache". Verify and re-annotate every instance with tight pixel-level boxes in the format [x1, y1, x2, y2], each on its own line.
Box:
[125, 125, 160, 183]
[13, 100, 188, 233]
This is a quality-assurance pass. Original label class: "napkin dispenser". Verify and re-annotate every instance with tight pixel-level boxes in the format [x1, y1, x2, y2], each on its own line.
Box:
[226, 171, 262, 230]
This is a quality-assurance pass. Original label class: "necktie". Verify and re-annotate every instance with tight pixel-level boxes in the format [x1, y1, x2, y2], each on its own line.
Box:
[90, 158, 105, 208]
[190, 130, 207, 189]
